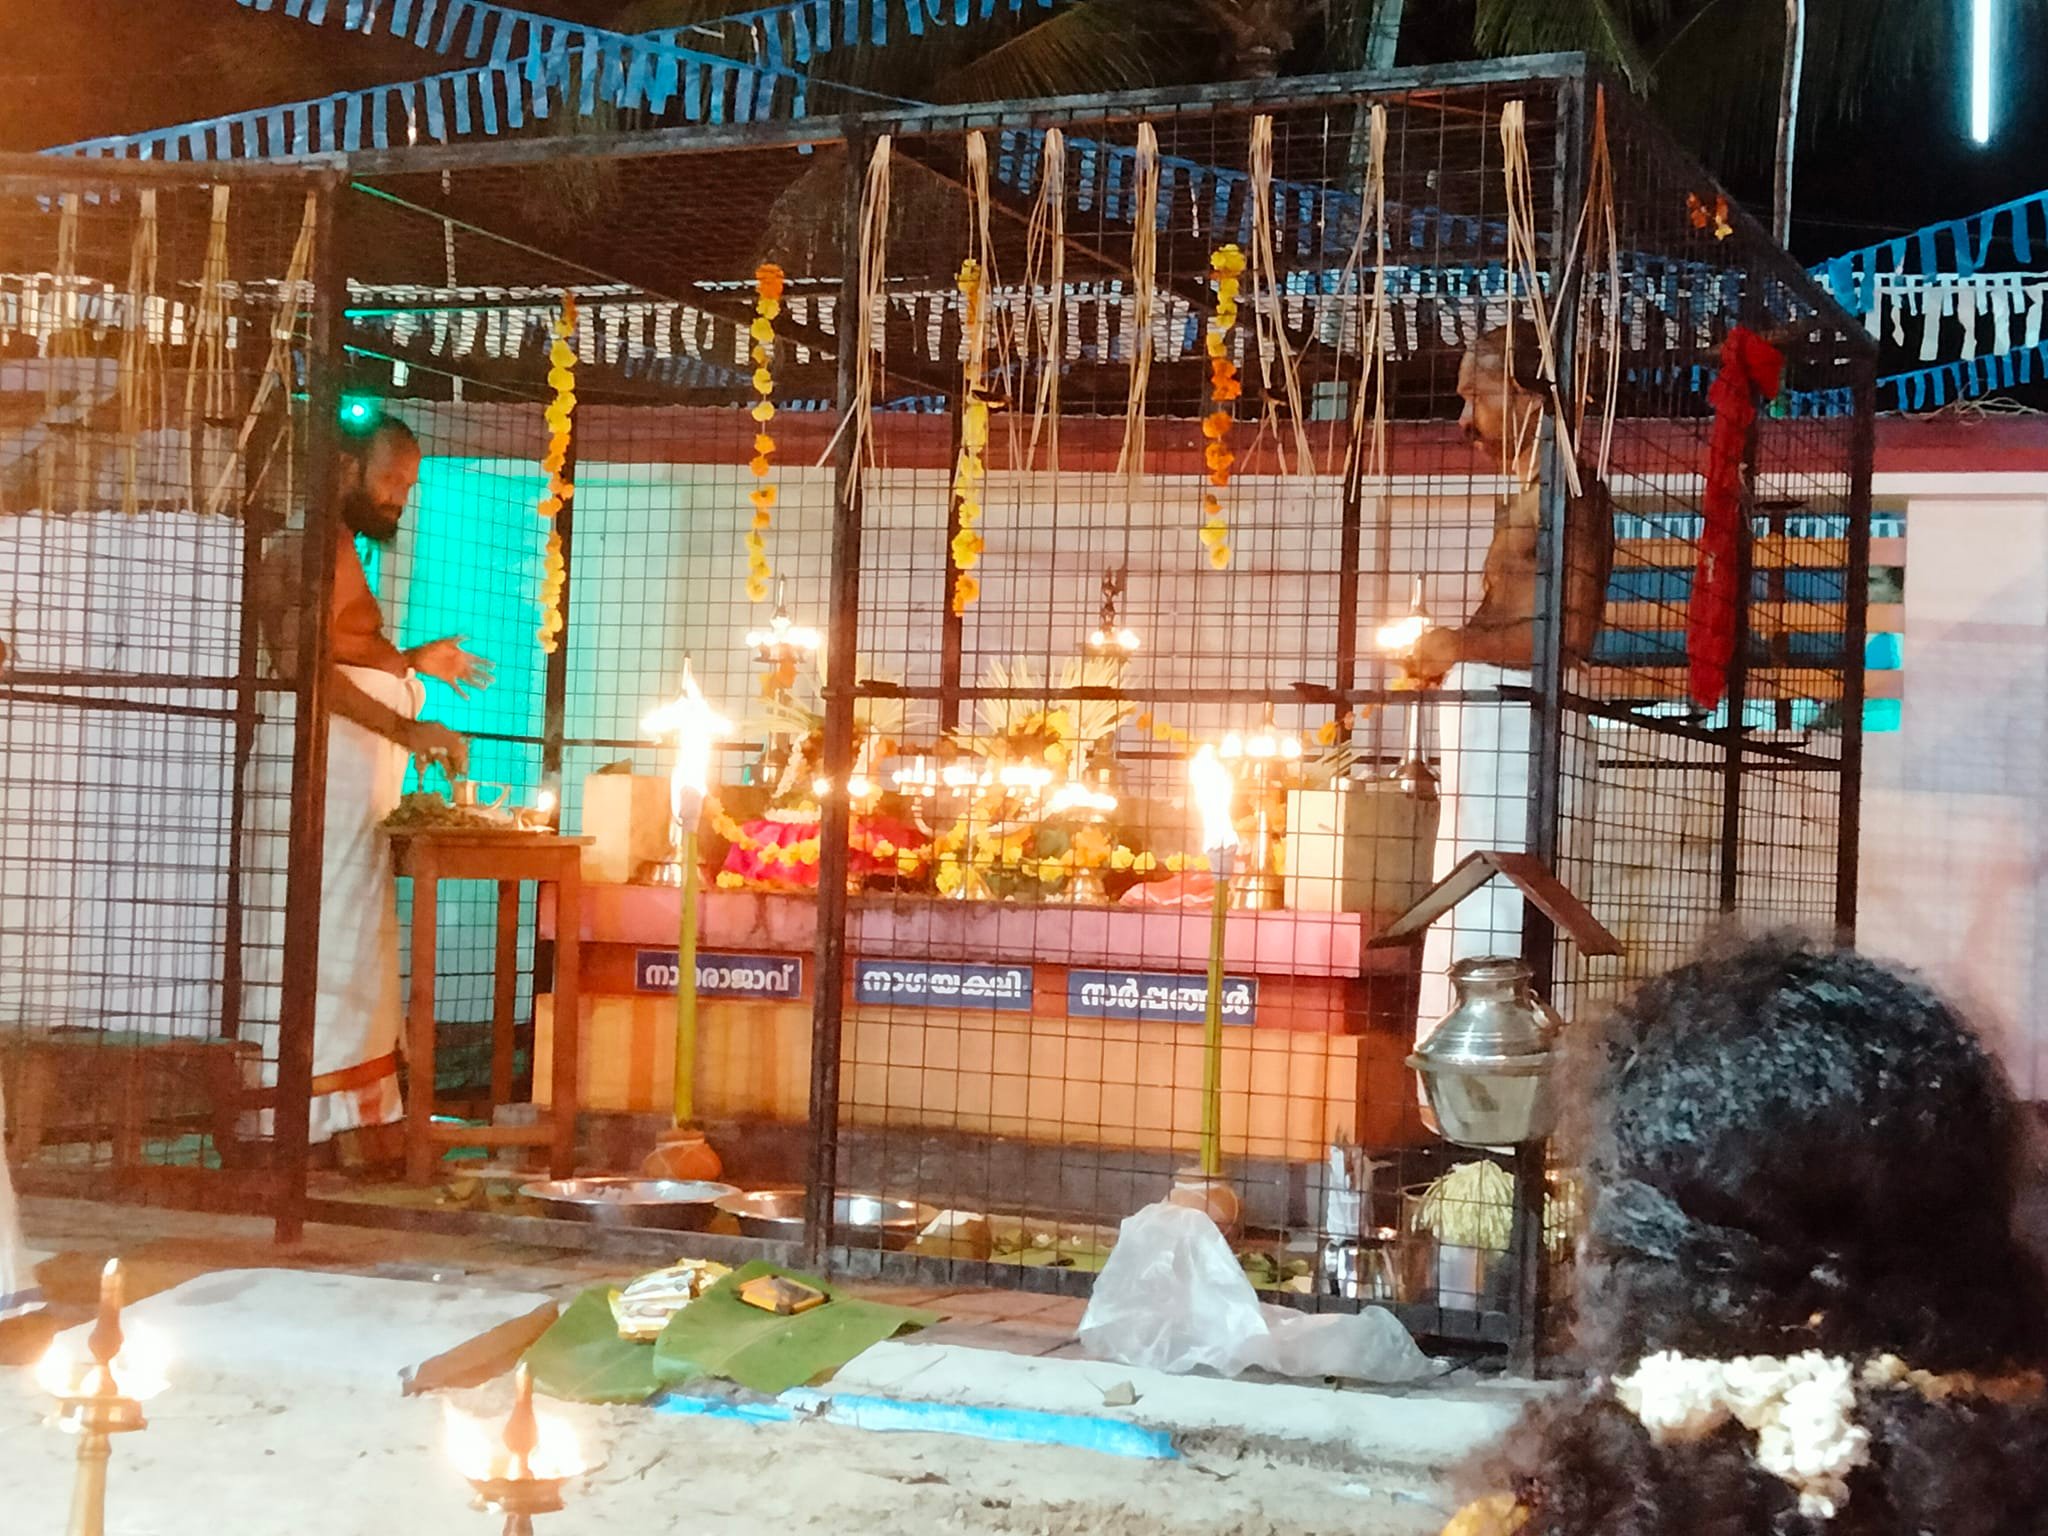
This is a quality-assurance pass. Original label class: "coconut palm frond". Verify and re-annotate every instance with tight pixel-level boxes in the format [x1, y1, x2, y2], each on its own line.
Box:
[939, 0, 1198, 104]
[1057, 655, 1137, 748]
[1473, 0, 1665, 90]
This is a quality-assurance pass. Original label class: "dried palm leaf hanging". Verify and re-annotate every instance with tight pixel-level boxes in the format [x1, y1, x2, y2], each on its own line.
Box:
[1344, 105, 1396, 618]
[117, 191, 165, 516]
[1113, 124, 1161, 495]
[184, 185, 234, 514]
[205, 192, 318, 517]
[1247, 115, 1315, 478]
[1021, 127, 1067, 478]
[40, 195, 82, 514]
[1575, 87, 1623, 483]
[849, 136, 892, 476]
[1500, 100, 1583, 497]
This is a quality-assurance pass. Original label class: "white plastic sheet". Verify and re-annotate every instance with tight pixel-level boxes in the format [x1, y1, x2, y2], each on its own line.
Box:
[1078, 1202, 1437, 1384]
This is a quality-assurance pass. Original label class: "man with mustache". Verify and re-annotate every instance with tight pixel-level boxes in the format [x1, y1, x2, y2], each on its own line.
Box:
[248, 413, 488, 1155]
[1401, 326, 1614, 1039]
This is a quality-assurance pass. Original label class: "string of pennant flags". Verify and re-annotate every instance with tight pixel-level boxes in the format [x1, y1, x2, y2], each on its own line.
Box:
[235, 0, 1052, 67]
[1808, 186, 2048, 410]
[48, 33, 806, 158]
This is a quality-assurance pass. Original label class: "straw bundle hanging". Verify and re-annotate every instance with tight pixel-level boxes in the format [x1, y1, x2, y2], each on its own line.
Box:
[1499, 100, 1583, 497]
[850, 135, 892, 475]
[40, 195, 81, 514]
[117, 191, 164, 516]
[1112, 123, 1160, 493]
[1021, 126, 1066, 477]
[1247, 115, 1316, 478]
[1576, 87, 1623, 482]
[204, 192, 318, 517]
[184, 185, 234, 515]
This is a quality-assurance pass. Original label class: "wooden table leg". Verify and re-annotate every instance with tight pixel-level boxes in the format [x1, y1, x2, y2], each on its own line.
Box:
[405, 859, 441, 1185]
[549, 858, 581, 1180]
[491, 880, 520, 1113]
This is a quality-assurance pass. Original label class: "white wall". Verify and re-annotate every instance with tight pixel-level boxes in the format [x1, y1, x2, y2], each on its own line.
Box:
[1856, 475, 2048, 1099]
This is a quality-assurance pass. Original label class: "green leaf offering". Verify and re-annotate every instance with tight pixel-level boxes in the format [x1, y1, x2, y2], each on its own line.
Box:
[522, 1287, 663, 1405]
[652, 1261, 937, 1397]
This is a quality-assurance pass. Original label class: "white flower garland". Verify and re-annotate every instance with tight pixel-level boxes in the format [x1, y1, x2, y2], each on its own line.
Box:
[1614, 1350, 1869, 1520]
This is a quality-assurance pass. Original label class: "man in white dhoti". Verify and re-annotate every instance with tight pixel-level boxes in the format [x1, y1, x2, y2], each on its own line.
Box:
[1, 1079, 44, 1322]
[1403, 329, 1614, 1034]
[245, 414, 487, 1154]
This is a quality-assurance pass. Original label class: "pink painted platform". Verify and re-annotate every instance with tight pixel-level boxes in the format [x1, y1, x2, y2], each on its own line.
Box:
[539, 887, 1410, 979]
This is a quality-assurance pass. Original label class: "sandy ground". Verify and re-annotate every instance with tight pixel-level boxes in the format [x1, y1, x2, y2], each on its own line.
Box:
[1, 1364, 1453, 1536]
[2, 1199, 1457, 1535]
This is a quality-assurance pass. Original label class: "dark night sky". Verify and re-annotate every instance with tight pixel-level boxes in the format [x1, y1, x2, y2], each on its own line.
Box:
[4, 0, 2044, 266]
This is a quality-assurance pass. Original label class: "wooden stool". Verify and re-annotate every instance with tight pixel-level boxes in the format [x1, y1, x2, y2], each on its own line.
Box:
[388, 830, 592, 1185]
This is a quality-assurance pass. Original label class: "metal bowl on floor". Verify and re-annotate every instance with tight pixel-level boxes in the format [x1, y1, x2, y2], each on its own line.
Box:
[717, 1187, 935, 1250]
[520, 1177, 736, 1231]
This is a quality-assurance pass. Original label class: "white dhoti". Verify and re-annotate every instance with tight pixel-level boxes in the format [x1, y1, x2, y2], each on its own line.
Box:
[1417, 663, 1597, 1037]
[242, 666, 422, 1143]
[0, 1078, 44, 1321]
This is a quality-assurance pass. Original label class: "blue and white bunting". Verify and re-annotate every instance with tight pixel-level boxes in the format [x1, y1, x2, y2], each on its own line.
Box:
[233, 0, 1048, 76]
[1813, 188, 2048, 320]
[45, 30, 801, 159]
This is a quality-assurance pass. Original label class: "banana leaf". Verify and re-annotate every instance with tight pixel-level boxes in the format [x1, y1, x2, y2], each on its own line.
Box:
[521, 1287, 663, 1405]
[652, 1262, 937, 1397]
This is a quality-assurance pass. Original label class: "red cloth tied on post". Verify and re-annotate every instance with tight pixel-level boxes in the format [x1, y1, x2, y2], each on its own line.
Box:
[1689, 326, 1784, 709]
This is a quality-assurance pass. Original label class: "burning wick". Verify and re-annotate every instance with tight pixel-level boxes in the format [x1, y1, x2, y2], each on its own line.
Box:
[642, 659, 731, 1132]
[445, 1365, 590, 1535]
[643, 659, 732, 831]
[1374, 613, 1428, 655]
[1189, 745, 1237, 860]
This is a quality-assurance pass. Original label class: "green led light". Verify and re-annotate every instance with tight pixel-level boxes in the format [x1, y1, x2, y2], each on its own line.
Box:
[339, 395, 379, 428]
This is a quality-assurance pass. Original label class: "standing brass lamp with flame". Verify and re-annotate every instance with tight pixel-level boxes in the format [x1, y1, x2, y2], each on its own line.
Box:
[38, 1259, 169, 1536]
[639, 658, 733, 1182]
[1216, 711, 1303, 911]
[446, 1364, 589, 1536]
[1376, 578, 1440, 799]
[1164, 744, 1246, 1239]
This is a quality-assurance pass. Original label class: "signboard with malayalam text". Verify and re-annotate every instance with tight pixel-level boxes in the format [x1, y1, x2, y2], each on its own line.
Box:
[852, 960, 1034, 1012]
[1066, 968, 1258, 1026]
[633, 950, 804, 1001]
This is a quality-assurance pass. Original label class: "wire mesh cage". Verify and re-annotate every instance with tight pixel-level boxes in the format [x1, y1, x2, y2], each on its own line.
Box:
[3, 57, 1873, 1354]
[0, 159, 342, 1210]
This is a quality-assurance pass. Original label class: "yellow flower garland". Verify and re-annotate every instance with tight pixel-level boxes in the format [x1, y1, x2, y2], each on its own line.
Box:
[951, 258, 988, 616]
[536, 293, 578, 654]
[1200, 245, 1245, 572]
[746, 264, 784, 604]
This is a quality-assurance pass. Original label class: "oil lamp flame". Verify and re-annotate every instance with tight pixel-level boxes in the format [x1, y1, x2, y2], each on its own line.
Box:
[643, 660, 731, 826]
[36, 1322, 171, 1404]
[534, 788, 558, 817]
[1374, 613, 1428, 655]
[1188, 745, 1236, 855]
[442, 1402, 587, 1483]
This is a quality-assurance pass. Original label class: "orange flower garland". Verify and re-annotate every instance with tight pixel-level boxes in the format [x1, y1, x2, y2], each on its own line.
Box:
[536, 293, 577, 654]
[951, 257, 988, 616]
[1200, 244, 1245, 571]
[746, 263, 784, 603]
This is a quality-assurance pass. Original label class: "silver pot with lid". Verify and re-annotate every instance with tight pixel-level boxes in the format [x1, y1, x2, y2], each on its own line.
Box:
[1407, 956, 1561, 1148]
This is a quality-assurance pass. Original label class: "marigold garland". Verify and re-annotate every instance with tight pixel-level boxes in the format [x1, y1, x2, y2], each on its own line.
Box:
[1200, 245, 1246, 572]
[951, 258, 988, 616]
[536, 293, 578, 654]
[745, 264, 785, 604]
